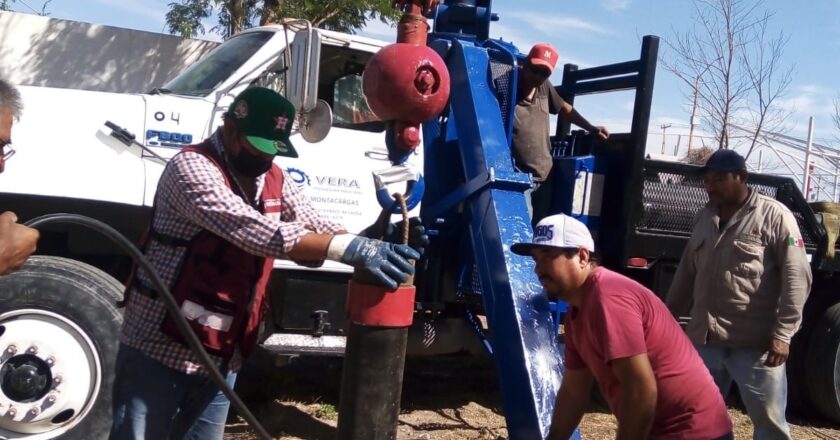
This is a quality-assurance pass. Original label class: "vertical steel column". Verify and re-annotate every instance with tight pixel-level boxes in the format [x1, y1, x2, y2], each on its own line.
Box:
[437, 38, 579, 440]
[803, 116, 815, 197]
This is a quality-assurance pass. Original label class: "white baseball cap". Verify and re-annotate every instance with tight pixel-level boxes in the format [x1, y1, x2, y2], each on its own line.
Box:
[511, 214, 595, 256]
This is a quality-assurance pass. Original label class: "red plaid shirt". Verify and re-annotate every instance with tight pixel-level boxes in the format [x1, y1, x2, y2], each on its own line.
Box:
[120, 132, 344, 374]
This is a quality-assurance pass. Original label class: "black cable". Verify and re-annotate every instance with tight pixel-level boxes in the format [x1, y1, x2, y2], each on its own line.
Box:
[24, 213, 273, 440]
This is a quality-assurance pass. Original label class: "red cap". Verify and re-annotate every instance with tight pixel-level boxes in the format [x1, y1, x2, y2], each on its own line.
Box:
[527, 43, 559, 73]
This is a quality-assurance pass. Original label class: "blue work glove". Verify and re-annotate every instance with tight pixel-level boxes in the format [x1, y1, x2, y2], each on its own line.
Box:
[362, 217, 430, 256]
[337, 236, 420, 290]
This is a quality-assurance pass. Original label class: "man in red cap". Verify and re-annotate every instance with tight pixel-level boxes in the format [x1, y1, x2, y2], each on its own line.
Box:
[515, 43, 609, 223]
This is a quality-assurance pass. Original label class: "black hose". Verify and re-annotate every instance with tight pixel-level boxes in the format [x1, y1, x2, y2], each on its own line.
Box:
[24, 213, 273, 440]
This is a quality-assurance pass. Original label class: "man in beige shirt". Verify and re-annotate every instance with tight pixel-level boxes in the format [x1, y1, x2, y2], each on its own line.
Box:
[667, 149, 812, 440]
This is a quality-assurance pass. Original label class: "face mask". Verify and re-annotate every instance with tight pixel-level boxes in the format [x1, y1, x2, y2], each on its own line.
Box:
[231, 148, 273, 177]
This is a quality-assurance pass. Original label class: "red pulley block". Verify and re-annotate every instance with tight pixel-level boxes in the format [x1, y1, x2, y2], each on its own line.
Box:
[394, 120, 422, 150]
[362, 43, 450, 125]
[346, 280, 416, 327]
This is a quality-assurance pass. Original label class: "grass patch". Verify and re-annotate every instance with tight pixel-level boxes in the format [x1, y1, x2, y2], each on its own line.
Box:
[314, 403, 338, 421]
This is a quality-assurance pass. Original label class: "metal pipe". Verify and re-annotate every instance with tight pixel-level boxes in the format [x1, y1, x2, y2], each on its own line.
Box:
[337, 200, 414, 440]
[762, 139, 805, 178]
[336, 325, 409, 440]
[804, 116, 815, 197]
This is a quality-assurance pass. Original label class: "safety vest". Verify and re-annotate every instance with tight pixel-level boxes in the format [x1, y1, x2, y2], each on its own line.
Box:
[154, 141, 282, 359]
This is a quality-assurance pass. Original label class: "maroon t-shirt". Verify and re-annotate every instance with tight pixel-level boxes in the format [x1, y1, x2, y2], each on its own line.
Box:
[564, 268, 731, 439]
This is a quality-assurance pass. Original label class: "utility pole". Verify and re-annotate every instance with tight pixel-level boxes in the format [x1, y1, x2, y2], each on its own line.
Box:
[660, 123, 672, 154]
[803, 116, 814, 196]
[687, 63, 714, 153]
[688, 76, 700, 153]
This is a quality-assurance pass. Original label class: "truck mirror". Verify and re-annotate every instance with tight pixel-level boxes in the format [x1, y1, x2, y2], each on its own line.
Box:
[298, 99, 333, 143]
[289, 27, 321, 113]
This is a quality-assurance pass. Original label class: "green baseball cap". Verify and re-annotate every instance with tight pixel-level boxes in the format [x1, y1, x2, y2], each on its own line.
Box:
[225, 87, 298, 158]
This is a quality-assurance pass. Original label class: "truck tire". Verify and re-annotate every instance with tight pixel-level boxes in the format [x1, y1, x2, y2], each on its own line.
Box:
[805, 302, 840, 423]
[0, 256, 123, 439]
[785, 329, 811, 415]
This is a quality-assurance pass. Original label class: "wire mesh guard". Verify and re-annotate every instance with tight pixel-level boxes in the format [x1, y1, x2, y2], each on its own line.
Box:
[636, 169, 818, 248]
[489, 57, 514, 133]
[637, 171, 708, 236]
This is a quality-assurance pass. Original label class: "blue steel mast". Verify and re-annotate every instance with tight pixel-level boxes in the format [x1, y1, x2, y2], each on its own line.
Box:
[419, 1, 579, 438]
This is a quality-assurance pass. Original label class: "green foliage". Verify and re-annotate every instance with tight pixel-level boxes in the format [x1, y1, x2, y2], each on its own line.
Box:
[166, 0, 401, 39]
[314, 403, 337, 420]
[0, 0, 51, 15]
[166, 0, 214, 38]
[269, 0, 400, 33]
[38, 0, 51, 16]
[216, 0, 259, 37]
[682, 146, 714, 165]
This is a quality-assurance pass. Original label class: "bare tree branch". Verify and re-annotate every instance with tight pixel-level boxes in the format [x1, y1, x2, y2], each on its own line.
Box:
[833, 95, 840, 137]
[664, 0, 792, 154]
[741, 14, 793, 159]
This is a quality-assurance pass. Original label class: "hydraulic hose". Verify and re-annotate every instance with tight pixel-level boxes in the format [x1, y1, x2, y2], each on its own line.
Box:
[24, 213, 273, 440]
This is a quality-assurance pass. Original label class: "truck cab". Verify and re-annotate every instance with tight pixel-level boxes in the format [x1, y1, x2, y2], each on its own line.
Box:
[0, 21, 433, 440]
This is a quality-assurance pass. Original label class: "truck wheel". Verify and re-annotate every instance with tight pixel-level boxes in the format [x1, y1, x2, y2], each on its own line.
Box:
[785, 329, 811, 415]
[0, 256, 123, 439]
[805, 302, 840, 423]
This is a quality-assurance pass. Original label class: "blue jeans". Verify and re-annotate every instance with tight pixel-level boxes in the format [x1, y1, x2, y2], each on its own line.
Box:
[696, 344, 790, 440]
[109, 344, 237, 440]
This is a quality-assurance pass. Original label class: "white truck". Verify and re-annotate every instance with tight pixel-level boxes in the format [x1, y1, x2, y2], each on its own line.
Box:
[0, 21, 460, 439]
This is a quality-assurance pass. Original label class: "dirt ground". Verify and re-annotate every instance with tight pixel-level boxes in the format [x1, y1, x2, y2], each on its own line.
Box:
[225, 353, 840, 440]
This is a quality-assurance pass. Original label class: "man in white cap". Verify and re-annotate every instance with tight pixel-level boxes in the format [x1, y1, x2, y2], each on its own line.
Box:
[511, 214, 732, 440]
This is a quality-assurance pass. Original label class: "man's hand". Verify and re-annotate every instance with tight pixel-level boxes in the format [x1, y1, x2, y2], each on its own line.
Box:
[765, 338, 790, 367]
[0, 211, 39, 275]
[339, 236, 420, 290]
[547, 367, 594, 440]
[593, 126, 610, 140]
[362, 217, 429, 255]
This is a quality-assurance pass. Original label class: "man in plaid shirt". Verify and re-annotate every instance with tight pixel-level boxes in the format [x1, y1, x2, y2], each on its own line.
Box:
[109, 87, 421, 440]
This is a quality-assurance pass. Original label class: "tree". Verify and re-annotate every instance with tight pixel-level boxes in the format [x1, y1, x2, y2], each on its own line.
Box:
[682, 146, 714, 165]
[740, 15, 793, 159]
[663, 0, 793, 153]
[833, 94, 840, 136]
[166, 0, 401, 39]
[0, 0, 51, 14]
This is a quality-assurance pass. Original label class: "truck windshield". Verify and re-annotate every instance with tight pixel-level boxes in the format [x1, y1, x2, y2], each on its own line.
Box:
[163, 31, 274, 97]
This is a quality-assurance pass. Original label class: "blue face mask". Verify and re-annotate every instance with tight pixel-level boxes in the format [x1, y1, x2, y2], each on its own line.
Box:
[231, 148, 273, 177]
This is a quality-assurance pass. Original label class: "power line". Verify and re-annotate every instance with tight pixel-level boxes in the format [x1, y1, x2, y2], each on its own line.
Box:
[13, 0, 41, 15]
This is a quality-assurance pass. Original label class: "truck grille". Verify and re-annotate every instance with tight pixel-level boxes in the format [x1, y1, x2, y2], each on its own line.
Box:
[637, 165, 819, 248]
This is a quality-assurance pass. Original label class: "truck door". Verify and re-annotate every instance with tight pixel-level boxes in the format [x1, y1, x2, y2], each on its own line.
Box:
[0, 86, 148, 206]
[255, 40, 423, 272]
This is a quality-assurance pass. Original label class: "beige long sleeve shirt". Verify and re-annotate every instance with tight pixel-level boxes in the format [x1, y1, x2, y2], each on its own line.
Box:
[666, 189, 812, 348]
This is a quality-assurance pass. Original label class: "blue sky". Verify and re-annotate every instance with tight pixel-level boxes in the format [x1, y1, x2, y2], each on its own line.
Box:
[15, 0, 840, 153]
